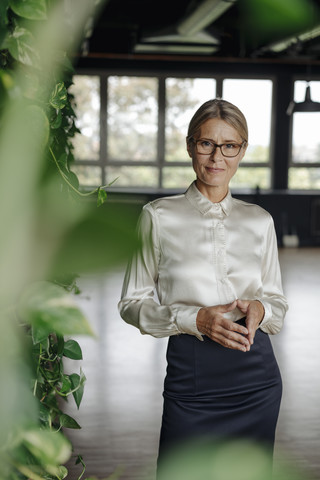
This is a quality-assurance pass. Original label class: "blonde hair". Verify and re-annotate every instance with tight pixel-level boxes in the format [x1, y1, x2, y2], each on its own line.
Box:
[187, 98, 248, 145]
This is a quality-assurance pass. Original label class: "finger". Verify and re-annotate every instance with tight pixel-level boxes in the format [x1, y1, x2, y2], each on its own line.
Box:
[247, 331, 255, 345]
[217, 324, 250, 347]
[214, 332, 249, 352]
[246, 323, 257, 345]
[200, 319, 249, 347]
[221, 320, 251, 351]
[236, 299, 249, 313]
[219, 300, 237, 313]
[245, 314, 260, 345]
[221, 318, 248, 336]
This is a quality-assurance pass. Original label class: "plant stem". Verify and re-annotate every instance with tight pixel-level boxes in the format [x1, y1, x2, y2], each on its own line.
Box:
[76, 455, 86, 480]
[33, 343, 42, 396]
[49, 147, 117, 197]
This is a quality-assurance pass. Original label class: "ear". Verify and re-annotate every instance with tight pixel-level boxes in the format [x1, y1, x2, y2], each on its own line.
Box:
[239, 142, 248, 161]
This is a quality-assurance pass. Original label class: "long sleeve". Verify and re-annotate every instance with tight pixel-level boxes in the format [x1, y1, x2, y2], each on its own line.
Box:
[118, 204, 202, 339]
[258, 217, 288, 334]
[118, 183, 288, 340]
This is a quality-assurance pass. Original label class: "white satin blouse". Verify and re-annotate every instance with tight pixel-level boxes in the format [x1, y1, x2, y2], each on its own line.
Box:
[119, 182, 288, 340]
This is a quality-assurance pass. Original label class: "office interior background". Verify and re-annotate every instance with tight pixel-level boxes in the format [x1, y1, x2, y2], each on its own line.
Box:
[60, 0, 320, 478]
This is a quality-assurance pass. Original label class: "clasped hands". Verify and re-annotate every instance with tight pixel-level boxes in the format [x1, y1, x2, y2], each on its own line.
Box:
[196, 299, 265, 352]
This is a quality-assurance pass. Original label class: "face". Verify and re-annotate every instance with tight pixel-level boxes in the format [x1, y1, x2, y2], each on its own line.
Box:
[187, 117, 247, 201]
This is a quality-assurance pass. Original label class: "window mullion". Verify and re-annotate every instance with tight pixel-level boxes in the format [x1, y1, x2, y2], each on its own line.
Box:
[100, 74, 108, 185]
[216, 76, 223, 98]
[157, 77, 166, 189]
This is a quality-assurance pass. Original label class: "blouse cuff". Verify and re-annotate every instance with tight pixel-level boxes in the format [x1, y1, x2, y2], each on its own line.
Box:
[256, 298, 272, 329]
[174, 306, 204, 341]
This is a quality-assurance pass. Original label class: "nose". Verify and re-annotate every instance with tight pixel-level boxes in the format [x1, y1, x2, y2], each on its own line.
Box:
[209, 145, 223, 162]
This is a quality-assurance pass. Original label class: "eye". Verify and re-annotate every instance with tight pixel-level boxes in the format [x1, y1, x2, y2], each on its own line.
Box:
[200, 140, 213, 148]
[225, 143, 238, 150]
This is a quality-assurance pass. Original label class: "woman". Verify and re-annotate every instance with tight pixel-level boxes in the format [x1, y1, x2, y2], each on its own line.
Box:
[118, 99, 288, 476]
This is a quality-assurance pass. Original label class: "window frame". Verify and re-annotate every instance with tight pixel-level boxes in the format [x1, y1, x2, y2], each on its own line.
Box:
[289, 77, 320, 169]
[288, 76, 320, 191]
[71, 69, 275, 192]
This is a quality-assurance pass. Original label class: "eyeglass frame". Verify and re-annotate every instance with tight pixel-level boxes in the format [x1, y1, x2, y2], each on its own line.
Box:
[190, 138, 247, 158]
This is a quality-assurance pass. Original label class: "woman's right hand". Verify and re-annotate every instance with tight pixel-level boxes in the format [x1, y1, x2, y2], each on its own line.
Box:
[196, 301, 250, 352]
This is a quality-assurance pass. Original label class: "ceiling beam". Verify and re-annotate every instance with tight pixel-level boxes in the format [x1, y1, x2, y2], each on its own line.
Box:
[177, 0, 237, 37]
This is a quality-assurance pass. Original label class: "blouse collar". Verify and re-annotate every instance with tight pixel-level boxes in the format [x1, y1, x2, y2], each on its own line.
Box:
[185, 181, 233, 217]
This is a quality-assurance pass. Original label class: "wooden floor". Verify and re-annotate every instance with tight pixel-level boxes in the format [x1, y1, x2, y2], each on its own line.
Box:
[65, 248, 320, 480]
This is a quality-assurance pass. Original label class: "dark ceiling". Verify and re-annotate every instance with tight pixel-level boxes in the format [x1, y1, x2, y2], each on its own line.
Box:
[82, 0, 320, 63]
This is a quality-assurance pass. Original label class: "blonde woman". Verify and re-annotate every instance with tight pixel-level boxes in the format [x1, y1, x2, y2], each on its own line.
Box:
[119, 99, 288, 476]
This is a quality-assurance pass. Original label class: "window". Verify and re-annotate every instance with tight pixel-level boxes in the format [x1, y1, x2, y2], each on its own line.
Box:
[106, 76, 158, 188]
[70, 74, 273, 191]
[289, 81, 320, 190]
[223, 79, 273, 189]
[164, 77, 216, 189]
[69, 75, 101, 185]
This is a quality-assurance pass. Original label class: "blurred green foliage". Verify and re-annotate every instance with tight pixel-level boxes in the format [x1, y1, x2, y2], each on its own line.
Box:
[241, 0, 320, 47]
[157, 438, 310, 480]
[0, 0, 135, 479]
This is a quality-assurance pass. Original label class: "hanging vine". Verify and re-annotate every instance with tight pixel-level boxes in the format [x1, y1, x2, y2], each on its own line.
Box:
[0, 1, 120, 479]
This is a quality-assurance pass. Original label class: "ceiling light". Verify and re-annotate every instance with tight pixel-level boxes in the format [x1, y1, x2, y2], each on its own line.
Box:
[134, 44, 219, 55]
[177, 0, 237, 37]
[287, 84, 320, 115]
[142, 30, 219, 45]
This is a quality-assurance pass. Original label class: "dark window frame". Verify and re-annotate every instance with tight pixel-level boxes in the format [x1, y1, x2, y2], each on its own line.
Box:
[72, 69, 275, 192]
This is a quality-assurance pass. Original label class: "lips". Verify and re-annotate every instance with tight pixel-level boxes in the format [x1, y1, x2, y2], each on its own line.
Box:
[205, 166, 225, 173]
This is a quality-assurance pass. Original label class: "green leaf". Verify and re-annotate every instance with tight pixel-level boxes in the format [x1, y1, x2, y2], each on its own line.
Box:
[51, 109, 62, 129]
[49, 82, 68, 110]
[0, 1, 10, 46]
[63, 339, 82, 360]
[21, 428, 72, 469]
[75, 454, 84, 465]
[51, 203, 140, 275]
[0, 0, 10, 22]
[41, 391, 59, 411]
[97, 187, 107, 207]
[69, 369, 86, 409]
[32, 323, 50, 344]
[39, 403, 51, 427]
[0, 70, 13, 94]
[60, 375, 72, 394]
[3, 26, 40, 67]
[9, 0, 47, 20]
[59, 413, 81, 429]
[51, 272, 81, 294]
[57, 335, 65, 356]
[66, 169, 80, 189]
[56, 152, 68, 171]
[18, 281, 95, 339]
[56, 465, 68, 479]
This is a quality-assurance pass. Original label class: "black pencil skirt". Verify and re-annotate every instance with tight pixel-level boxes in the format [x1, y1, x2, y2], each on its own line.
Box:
[157, 320, 282, 466]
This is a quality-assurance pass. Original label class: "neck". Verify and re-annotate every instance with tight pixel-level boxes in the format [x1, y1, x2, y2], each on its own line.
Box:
[195, 179, 228, 203]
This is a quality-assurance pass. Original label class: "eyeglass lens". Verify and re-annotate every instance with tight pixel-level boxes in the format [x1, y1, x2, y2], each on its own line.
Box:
[196, 141, 241, 157]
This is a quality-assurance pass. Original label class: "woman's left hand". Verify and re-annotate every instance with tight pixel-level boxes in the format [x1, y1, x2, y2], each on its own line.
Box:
[236, 299, 265, 348]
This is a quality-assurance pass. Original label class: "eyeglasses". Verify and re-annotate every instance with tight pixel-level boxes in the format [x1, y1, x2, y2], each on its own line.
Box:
[193, 139, 245, 158]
